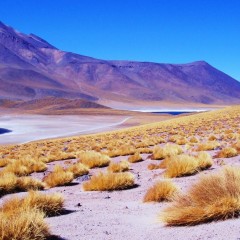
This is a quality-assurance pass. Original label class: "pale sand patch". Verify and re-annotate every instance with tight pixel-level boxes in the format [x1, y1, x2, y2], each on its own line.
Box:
[0, 114, 130, 145]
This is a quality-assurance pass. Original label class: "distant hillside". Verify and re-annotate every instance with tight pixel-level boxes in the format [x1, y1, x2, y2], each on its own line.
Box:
[0, 20, 239, 107]
[0, 97, 108, 111]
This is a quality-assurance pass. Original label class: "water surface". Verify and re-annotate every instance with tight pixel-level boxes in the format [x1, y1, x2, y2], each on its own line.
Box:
[0, 128, 12, 134]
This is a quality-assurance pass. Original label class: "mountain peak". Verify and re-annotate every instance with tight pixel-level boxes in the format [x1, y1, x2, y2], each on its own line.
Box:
[0, 20, 239, 106]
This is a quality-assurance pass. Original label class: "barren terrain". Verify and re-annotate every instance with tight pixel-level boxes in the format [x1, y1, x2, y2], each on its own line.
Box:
[0, 106, 240, 239]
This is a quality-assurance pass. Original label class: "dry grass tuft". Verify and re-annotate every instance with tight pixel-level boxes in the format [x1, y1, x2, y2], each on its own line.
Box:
[1, 191, 64, 218]
[17, 177, 46, 191]
[215, 147, 238, 158]
[67, 162, 89, 178]
[148, 163, 162, 170]
[196, 141, 220, 151]
[164, 154, 199, 178]
[161, 167, 240, 226]
[107, 160, 130, 172]
[196, 152, 213, 170]
[0, 172, 17, 195]
[0, 158, 9, 168]
[143, 180, 179, 202]
[0, 207, 50, 240]
[128, 152, 143, 163]
[83, 172, 135, 191]
[152, 144, 182, 160]
[43, 165, 74, 188]
[79, 151, 110, 168]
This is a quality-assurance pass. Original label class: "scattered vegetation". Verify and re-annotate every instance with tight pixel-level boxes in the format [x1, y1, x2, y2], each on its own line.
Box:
[152, 143, 183, 160]
[143, 180, 179, 202]
[128, 152, 143, 163]
[67, 162, 89, 177]
[161, 167, 240, 225]
[0, 208, 50, 240]
[164, 154, 199, 178]
[215, 147, 238, 158]
[43, 165, 74, 188]
[79, 151, 110, 168]
[107, 160, 130, 172]
[83, 172, 135, 191]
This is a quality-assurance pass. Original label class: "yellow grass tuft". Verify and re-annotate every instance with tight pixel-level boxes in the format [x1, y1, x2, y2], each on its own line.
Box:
[152, 144, 183, 160]
[161, 167, 240, 226]
[196, 141, 220, 151]
[164, 154, 199, 178]
[79, 151, 110, 168]
[196, 152, 213, 170]
[0, 158, 9, 168]
[107, 160, 130, 172]
[1, 191, 64, 217]
[189, 136, 199, 143]
[143, 180, 179, 202]
[43, 165, 74, 188]
[128, 152, 143, 163]
[0, 208, 50, 240]
[215, 147, 238, 158]
[0, 172, 17, 194]
[148, 163, 162, 170]
[83, 172, 135, 191]
[16, 177, 46, 191]
[67, 162, 89, 178]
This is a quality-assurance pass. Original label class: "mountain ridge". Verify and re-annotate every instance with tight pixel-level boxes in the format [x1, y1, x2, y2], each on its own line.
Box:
[0, 20, 239, 107]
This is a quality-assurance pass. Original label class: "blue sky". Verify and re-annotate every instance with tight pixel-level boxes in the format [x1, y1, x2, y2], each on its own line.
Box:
[0, 0, 239, 80]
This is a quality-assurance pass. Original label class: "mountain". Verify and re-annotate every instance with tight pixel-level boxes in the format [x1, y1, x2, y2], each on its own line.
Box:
[0, 21, 239, 108]
[0, 97, 108, 110]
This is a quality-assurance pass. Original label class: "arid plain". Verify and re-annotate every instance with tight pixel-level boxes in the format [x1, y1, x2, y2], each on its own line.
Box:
[0, 106, 240, 239]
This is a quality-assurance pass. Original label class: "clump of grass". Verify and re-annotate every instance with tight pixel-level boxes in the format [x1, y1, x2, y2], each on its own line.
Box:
[79, 151, 110, 168]
[189, 136, 199, 143]
[128, 152, 143, 163]
[3, 163, 29, 176]
[196, 152, 213, 170]
[196, 141, 220, 151]
[0, 172, 17, 195]
[32, 161, 48, 172]
[164, 154, 199, 178]
[3, 159, 47, 176]
[152, 144, 182, 160]
[67, 162, 89, 178]
[17, 177, 46, 191]
[232, 141, 240, 153]
[83, 172, 135, 191]
[137, 147, 153, 154]
[148, 163, 162, 170]
[161, 167, 240, 226]
[208, 135, 217, 141]
[215, 147, 238, 158]
[0, 158, 9, 168]
[107, 160, 130, 172]
[43, 165, 74, 188]
[143, 180, 179, 202]
[0, 208, 50, 240]
[1, 191, 64, 217]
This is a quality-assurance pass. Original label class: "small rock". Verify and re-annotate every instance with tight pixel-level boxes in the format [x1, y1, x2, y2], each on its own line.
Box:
[75, 203, 82, 207]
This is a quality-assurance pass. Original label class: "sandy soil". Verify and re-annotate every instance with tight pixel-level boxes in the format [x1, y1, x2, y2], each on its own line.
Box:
[0, 112, 178, 145]
[2, 148, 239, 240]
[0, 115, 131, 145]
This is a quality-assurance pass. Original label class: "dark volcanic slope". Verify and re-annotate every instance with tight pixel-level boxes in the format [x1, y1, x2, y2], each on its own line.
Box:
[0, 21, 239, 105]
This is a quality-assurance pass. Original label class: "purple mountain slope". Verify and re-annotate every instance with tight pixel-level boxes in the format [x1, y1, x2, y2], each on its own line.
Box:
[0, 21, 239, 106]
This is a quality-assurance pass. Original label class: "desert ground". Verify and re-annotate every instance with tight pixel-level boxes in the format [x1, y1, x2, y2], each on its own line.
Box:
[0, 109, 182, 145]
[0, 114, 131, 145]
[0, 106, 240, 240]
